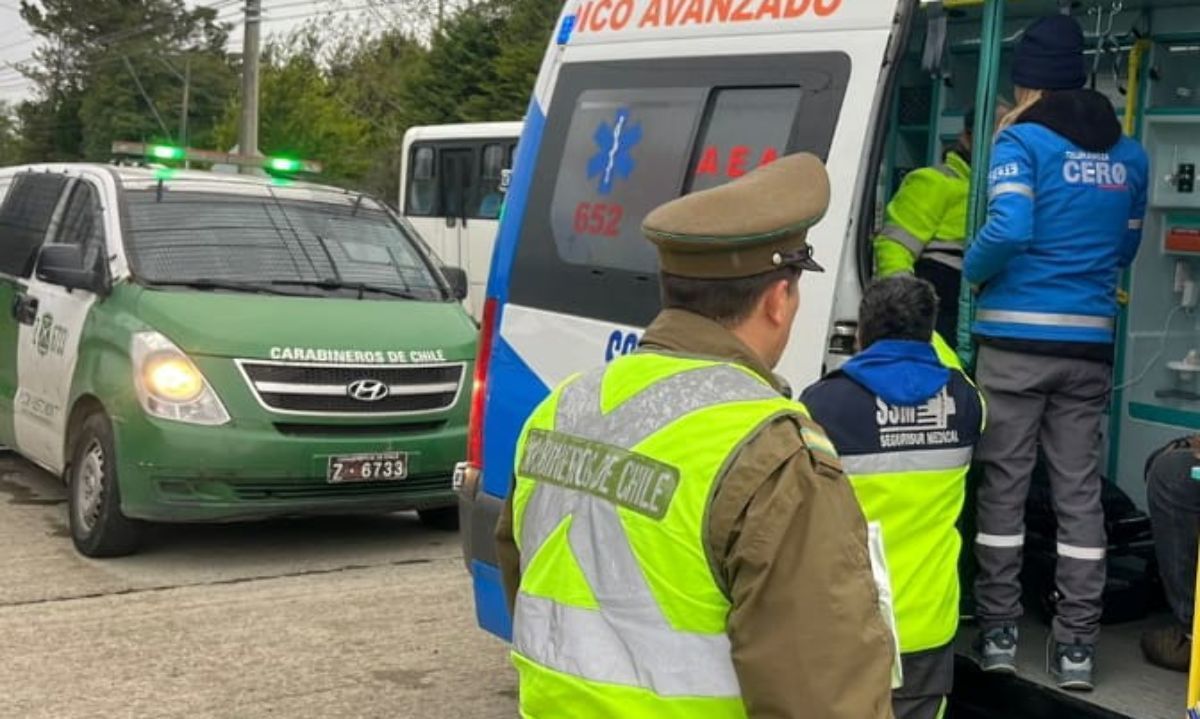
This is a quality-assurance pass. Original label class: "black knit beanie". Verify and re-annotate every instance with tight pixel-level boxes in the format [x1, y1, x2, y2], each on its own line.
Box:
[1011, 15, 1087, 91]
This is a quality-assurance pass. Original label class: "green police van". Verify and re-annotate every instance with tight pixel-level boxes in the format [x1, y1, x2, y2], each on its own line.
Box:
[0, 161, 476, 557]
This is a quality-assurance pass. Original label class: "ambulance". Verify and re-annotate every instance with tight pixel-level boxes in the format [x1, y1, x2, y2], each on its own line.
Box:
[0, 154, 476, 557]
[458, 0, 1200, 715]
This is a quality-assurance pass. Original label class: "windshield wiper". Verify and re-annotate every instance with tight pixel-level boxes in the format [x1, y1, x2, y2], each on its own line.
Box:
[267, 279, 424, 300]
[144, 278, 307, 297]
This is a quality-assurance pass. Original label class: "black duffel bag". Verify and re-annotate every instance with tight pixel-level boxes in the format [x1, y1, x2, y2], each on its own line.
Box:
[1021, 456, 1166, 625]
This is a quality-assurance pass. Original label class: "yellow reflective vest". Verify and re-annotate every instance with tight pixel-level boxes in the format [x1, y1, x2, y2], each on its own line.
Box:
[875, 152, 970, 277]
[800, 342, 984, 654]
[509, 353, 806, 719]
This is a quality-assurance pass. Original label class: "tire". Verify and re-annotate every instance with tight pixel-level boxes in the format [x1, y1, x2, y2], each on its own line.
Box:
[67, 411, 142, 557]
[417, 506, 459, 532]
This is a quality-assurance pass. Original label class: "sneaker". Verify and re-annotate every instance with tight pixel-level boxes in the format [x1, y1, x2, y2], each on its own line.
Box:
[974, 625, 1018, 674]
[1051, 641, 1095, 691]
[1141, 624, 1190, 673]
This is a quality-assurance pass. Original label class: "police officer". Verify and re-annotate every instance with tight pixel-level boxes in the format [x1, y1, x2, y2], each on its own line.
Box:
[874, 105, 1007, 350]
[802, 275, 985, 719]
[494, 154, 896, 719]
[965, 14, 1149, 690]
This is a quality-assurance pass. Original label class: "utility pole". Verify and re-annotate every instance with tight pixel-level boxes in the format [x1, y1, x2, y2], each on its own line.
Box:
[180, 56, 191, 168]
[238, 0, 262, 173]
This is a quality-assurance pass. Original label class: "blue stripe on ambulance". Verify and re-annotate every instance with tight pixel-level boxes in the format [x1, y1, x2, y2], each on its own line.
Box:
[473, 99, 549, 641]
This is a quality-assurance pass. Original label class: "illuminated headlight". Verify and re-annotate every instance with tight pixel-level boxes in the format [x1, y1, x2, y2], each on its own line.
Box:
[132, 332, 230, 425]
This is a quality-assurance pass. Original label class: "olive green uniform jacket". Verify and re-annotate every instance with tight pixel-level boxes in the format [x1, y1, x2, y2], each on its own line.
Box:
[496, 309, 896, 719]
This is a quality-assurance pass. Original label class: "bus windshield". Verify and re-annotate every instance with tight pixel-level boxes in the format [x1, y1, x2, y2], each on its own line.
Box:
[123, 188, 448, 301]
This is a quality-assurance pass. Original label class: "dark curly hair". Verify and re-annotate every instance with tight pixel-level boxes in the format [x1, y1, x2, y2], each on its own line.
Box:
[858, 275, 939, 349]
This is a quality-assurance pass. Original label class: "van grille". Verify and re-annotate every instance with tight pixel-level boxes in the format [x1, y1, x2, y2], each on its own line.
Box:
[231, 474, 453, 501]
[237, 360, 465, 416]
[272, 421, 447, 437]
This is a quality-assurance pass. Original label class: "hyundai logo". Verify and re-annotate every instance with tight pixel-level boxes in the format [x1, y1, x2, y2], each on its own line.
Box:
[347, 379, 390, 402]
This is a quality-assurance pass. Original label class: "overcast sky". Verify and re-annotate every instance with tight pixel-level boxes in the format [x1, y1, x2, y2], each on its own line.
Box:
[0, 1, 391, 105]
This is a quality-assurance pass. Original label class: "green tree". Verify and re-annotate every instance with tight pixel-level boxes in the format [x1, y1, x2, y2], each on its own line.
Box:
[0, 102, 22, 166]
[483, 0, 562, 118]
[215, 36, 374, 186]
[400, 3, 507, 125]
[16, 0, 235, 162]
[329, 30, 431, 201]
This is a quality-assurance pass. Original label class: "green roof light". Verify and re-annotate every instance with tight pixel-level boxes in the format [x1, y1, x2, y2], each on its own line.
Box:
[266, 156, 304, 173]
[148, 144, 185, 161]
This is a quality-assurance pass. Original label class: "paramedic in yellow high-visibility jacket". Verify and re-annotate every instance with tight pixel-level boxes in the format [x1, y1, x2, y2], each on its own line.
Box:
[874, 105, 1007, 349]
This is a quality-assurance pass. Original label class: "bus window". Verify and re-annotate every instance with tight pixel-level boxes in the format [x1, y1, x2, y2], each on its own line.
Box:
[477, 143, 507, 220]
[439, 149, 472, 222]
[688, 87, 803, 193]
[408, 145, 437, 216]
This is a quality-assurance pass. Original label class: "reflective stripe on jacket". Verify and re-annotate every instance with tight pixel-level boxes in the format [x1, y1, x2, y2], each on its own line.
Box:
[875, 151, 970, 277]
[964, 123, 1149, 345]
[510, 353, 807, 719]
[801, 344, 984, 654]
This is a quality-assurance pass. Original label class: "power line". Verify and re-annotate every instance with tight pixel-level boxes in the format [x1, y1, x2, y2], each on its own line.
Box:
[122, 54, 170, 136]
[0, 36, 34, 54]
[0, 0, 246, 67]
[260, 3, 397, 26]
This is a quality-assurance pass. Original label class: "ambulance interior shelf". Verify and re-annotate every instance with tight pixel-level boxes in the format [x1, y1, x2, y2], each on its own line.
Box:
[874, 5, 1132, 240]
[1122, 113, 1200, 412]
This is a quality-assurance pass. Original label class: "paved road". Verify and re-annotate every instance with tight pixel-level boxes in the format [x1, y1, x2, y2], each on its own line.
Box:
[0, 454, 517, 718]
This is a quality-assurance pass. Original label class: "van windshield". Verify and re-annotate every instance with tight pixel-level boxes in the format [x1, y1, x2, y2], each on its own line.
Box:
[123, 188, 447, 301]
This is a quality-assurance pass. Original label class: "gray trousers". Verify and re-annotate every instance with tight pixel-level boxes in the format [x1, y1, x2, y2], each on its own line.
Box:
[893, 644, 953, 719]
[973, 346, 1110, 645]
[1147, 447, 1200, 628]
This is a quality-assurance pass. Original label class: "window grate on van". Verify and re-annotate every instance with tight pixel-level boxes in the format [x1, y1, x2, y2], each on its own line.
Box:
[237, 360, 466, 416]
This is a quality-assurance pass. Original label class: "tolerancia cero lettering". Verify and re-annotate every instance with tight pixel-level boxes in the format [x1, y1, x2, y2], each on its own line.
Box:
[574, 0, 842, 33]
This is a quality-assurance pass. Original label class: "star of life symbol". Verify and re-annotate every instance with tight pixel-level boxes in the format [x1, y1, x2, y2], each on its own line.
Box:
[875, 388, 958, 448]
[587, 107, 642, 196]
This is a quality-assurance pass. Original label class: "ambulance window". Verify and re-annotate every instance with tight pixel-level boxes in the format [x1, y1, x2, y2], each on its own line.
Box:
[476, 143, 507, 220]
[0, 173, 69, 278]
[687, 88, 803, 193]
[54, 181, 105, 271]
[508, 52, 850, 327]
[407, 145, 436, 216]
[547, 87, 708, 274]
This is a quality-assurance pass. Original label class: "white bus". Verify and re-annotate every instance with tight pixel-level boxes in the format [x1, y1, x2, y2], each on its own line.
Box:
[400, 122, 523, 319]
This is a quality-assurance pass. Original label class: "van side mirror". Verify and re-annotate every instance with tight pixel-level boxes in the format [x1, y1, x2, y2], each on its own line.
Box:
[442, 266, 469, 301]
[37, 245, 107, 295]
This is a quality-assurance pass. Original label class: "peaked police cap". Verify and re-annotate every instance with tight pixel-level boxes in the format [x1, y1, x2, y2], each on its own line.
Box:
[641, 152, 830, 279]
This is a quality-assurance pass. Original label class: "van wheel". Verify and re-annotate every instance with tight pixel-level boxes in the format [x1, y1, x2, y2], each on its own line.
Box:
[67, 412, 141, 557]
[418, 507, 459, 532]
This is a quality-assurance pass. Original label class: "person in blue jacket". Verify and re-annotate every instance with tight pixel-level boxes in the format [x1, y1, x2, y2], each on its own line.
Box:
[966, 14, 1149, 691]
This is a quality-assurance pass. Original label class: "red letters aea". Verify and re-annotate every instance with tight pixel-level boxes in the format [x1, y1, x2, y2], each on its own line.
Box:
[694, 146, 779, 178]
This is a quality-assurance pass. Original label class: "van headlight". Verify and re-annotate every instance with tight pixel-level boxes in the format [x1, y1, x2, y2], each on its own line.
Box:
[132, 332, 230, 425]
